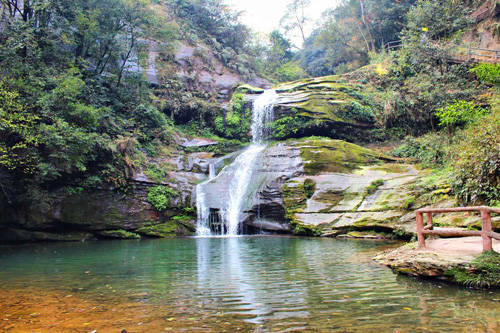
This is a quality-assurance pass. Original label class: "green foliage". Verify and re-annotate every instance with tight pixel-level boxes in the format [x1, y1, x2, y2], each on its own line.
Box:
[404, 0, 471, 41]
[272, 61, 307, 82]
[215, 93, 251, 140]
[0, 82, 40, 175]
[436, 100, 487, 132]
[377, 51, 476, 134]
[272, 116, 301, 139]
[144, 164, 169, 183]
[402, 196, 416, 211]
[393, 133, 450, 168]
[366, 179, 384, 195]
[303, 179, 316, 199]
[147, 186, 178, 211]
[339, 101, 375, 123]
[297, 0, 415, 76]
[166, 0, 263, 80]
[446, 251, 500, 289]
[0, 0, 180, 206]
[470, 63, 500, 86]
[263, 30, 300, 82]
[452, 111, 500, 205]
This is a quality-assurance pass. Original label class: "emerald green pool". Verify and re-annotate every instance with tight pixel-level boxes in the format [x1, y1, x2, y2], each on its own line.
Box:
[0, 237, 499, 332]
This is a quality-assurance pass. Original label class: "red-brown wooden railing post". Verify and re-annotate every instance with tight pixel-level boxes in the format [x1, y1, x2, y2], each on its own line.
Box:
[426, 212, 433, 229]
[416, 211, 425, 249]
[480, 209, 493, 252]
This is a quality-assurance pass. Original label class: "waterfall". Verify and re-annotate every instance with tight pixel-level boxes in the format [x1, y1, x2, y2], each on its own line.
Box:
[195, 89, 278, 236]
[196, 184, 212, 236]
[208, 163, 216, 179]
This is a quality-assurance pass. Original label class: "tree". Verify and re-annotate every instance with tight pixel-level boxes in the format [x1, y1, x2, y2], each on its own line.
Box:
[280, 0, 311, 45]
[296, 0, 415, 76]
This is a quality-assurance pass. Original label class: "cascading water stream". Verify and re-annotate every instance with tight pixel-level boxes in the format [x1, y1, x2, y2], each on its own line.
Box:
[195, 89, 278, 236]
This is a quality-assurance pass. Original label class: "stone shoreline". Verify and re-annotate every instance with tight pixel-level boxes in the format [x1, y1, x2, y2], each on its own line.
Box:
[374, 237, 500, 285]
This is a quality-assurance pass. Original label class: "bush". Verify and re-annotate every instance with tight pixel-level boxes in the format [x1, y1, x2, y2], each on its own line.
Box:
[272, 115, 301, 139]
[338, 101, 375, 123]
[273, 61, 306, 82]
[392, 133, 450, 168]
[436, 100, 487, 134]
[470, 63, 500, 86]
[147, 186, 178, 211]
[214, 93, 251, 140]
[452, 111, 500, 205]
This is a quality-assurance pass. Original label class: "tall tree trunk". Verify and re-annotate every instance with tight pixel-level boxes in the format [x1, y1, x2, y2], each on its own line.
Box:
[117, 32, 135, 87]
[359, 0, 375, 51]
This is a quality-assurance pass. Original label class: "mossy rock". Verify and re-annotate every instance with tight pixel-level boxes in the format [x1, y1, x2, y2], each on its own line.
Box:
[0, 228, 95, 243]
[236, 84, 264, 94]
[137, 221, 178, 238]
[287, 215, 323, 236]
[282, 180, 308, 213]
[271, 75, 378, 141]
[275, 75, 342, 93]
[293, 138, 380, 175]
[98, 230, 141, 240]
[137, 217, 195, 237]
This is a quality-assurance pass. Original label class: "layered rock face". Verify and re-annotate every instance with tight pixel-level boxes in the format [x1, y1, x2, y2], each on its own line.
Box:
[262, 138, 420, 237]
[241, 75, 378, 142]
[0, 139, 225, 243]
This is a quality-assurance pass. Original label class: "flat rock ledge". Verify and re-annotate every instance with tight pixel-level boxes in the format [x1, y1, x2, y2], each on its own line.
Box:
[373, 237, 500, 281]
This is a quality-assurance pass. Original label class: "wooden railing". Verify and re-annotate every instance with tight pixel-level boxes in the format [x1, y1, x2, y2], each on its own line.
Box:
[384, 40, 500, 63]
[416, 206, 500, 252]
[384, 40, 403, 51]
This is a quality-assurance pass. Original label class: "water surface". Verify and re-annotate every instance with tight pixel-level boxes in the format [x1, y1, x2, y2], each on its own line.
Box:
[0, 237, 499, 332]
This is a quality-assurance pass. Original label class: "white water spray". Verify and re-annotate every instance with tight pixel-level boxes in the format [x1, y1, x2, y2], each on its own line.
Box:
[195, 89, 278, 236]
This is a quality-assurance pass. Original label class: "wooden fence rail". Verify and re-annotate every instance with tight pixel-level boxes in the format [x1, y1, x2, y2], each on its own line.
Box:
[416, 206, 500, 252]
[384, 40, 500, 63]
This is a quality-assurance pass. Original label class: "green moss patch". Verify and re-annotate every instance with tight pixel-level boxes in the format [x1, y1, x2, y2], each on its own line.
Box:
[294, 138, 380, 174]
[366, 179, 384, 195]
[137, 221, 178, 238]
[445, 251, 500, 289]
[98, 230, 141, 240]
[282, 180, 308, 213]
[236, 84, 264, 94]
[272, 75, 378, 134]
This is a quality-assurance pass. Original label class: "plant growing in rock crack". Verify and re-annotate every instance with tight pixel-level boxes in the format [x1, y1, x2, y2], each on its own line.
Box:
[366, 179, 384, 195]
[303, 179, 316, 199]
[147, 186, 178, 211]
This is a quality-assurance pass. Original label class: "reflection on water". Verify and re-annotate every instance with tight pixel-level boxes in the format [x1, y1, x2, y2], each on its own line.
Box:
[0, 237, 499, 332]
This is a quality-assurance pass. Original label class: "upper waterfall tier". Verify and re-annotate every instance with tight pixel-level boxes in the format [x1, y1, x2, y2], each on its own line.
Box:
[251, 89, 278, 143]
